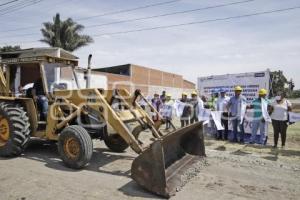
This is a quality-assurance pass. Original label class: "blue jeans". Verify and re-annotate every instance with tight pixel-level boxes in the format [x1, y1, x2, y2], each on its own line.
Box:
[37, 95, 48, 121]
[251, 119, 266, 144]
[232, 118, 245, 142]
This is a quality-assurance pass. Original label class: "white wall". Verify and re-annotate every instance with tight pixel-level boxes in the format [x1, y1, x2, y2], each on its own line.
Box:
[76, 72, 107, 89]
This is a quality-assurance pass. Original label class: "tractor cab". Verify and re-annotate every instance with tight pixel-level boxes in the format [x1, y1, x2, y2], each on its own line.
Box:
[0, 47, 80, 130]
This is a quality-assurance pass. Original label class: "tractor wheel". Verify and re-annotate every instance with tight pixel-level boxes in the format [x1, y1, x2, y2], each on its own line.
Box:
[0, 102, 31, 157]
[58, 125, 93, 169]
[103, 131, 129, 153]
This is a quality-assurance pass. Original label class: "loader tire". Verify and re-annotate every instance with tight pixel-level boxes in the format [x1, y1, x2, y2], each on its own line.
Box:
[58, 125, 93, 169]
[103, 131, 129, 153]
[0, 102, 31, 157]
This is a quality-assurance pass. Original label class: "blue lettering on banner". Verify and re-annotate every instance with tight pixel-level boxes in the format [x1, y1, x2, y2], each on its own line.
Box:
[254, 72, 265, 77]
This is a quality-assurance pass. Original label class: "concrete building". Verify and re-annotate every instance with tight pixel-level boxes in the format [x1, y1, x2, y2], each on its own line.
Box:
[92, 64, 195, 98]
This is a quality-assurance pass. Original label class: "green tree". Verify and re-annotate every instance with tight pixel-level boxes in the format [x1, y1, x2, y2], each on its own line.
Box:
[291, 90, 300, 98]
[270, 70, 288, 97]
[0, 45, 21, 52]
[40, 13, 93, 52]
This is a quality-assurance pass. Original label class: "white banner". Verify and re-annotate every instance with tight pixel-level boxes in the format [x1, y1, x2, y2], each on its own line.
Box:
[173, 100, 185, 117]
[210, 111, 224, 130]
[198, 70, 270, 102]
[198, 108, 211, 123]
[198, 70, 270, 135]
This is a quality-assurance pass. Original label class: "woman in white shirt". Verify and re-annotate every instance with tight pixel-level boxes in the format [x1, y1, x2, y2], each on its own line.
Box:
[270, 92, 292, 148]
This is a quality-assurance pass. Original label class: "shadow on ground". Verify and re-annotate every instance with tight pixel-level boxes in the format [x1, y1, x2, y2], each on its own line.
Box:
[231, 149, 252, 156]
[214, 145, 226, 151]
[247, 144, 300, 157]
[1, 139, 164, 199]
[118, 181, 164, 199]
[19, 139, 135, 178]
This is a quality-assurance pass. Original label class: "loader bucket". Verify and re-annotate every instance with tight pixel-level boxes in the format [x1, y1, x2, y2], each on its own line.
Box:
[131, 122, 205, 198]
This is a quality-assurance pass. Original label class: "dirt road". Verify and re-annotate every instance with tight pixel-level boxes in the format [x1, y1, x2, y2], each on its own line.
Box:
[1, 135, 299, 200]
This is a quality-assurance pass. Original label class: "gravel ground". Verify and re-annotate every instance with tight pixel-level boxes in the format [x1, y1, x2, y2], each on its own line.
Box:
[0, 124, 299, 200]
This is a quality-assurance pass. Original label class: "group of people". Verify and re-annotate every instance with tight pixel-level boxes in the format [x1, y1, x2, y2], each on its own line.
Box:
[148, 86, 293, 149]
[150, 90, 204, 130]
[216, 86, 292, 148]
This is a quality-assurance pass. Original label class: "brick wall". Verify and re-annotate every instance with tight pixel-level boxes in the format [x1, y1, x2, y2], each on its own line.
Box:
[92, 64, 195, 96]
[183, 79, 196, 89]
[131, 65, 148, 85]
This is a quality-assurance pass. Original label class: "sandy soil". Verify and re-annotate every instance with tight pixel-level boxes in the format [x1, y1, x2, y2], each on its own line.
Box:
[0, 123, 300, 200]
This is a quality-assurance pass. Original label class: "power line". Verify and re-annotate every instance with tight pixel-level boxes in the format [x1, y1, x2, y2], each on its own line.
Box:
[0, 0, 180, 32]
[76, 0, 181, 21]
[90, 6, 300, 37]
[0, 0, 36, 12]
[0, 0, 19, 7]
[1, 5, 300, 45]
[0, 0, 44, 16]
[85, 0, 255, 28]
[0, 0, 75, 32]
[0, 0, 256, 38]
[0, 0, 30, 12]
[0, 25, 37, 32]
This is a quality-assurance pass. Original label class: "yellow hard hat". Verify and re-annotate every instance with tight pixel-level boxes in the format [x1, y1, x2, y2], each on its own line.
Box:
[234, 86, 243, 91]
[166, 93, 172, 97]
[191, 91, 197, 96]
[259, 88, 267, 95]
[182, 92, 188, 96]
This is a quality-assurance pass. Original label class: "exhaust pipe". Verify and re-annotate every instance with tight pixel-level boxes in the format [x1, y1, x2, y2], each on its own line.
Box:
[86, 54, 92, 88]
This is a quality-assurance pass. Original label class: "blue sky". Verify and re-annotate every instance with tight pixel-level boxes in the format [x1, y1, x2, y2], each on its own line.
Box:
[1, 0, 300, 88]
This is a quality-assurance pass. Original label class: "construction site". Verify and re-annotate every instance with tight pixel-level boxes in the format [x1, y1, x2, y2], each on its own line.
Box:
[0, 1, 300, 200]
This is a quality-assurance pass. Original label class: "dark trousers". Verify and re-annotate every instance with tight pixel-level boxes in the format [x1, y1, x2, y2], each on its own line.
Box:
[217, 112, 229, 140]
[272, 119, 288, 147]
[165, 118, 172, 129]
[180, 118, 189, 128]
[37, 95, 48, 121]
[190, 116, 199, 124]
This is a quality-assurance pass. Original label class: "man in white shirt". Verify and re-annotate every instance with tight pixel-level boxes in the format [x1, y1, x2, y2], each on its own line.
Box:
[216, 88, 230, 140]
[189, 91, 204, 124]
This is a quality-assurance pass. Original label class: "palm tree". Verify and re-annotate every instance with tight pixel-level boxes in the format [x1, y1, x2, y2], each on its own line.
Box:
[40, 13, 93, 52]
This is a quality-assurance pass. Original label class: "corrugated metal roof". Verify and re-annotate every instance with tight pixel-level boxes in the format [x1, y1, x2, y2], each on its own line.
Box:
[0, 47, 78, 59]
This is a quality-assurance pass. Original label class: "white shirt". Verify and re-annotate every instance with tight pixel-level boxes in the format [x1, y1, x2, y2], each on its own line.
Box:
[271, 99, 292, 121]
[216, 96, 230, 112]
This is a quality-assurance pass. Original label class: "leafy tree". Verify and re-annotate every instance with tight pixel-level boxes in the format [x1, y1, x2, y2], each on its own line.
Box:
[269, 70, 288, 97]
[0, 45, 21, 52]
[40, 13, 93, 52]
[290, 90, 300, 98]
[288, 79, 295, 91]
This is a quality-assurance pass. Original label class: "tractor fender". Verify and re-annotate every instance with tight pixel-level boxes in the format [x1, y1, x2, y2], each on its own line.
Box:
[0, 96, 38, 134]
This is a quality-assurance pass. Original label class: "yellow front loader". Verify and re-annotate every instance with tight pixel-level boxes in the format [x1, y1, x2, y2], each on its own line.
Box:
[0, 49, 205, 198]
